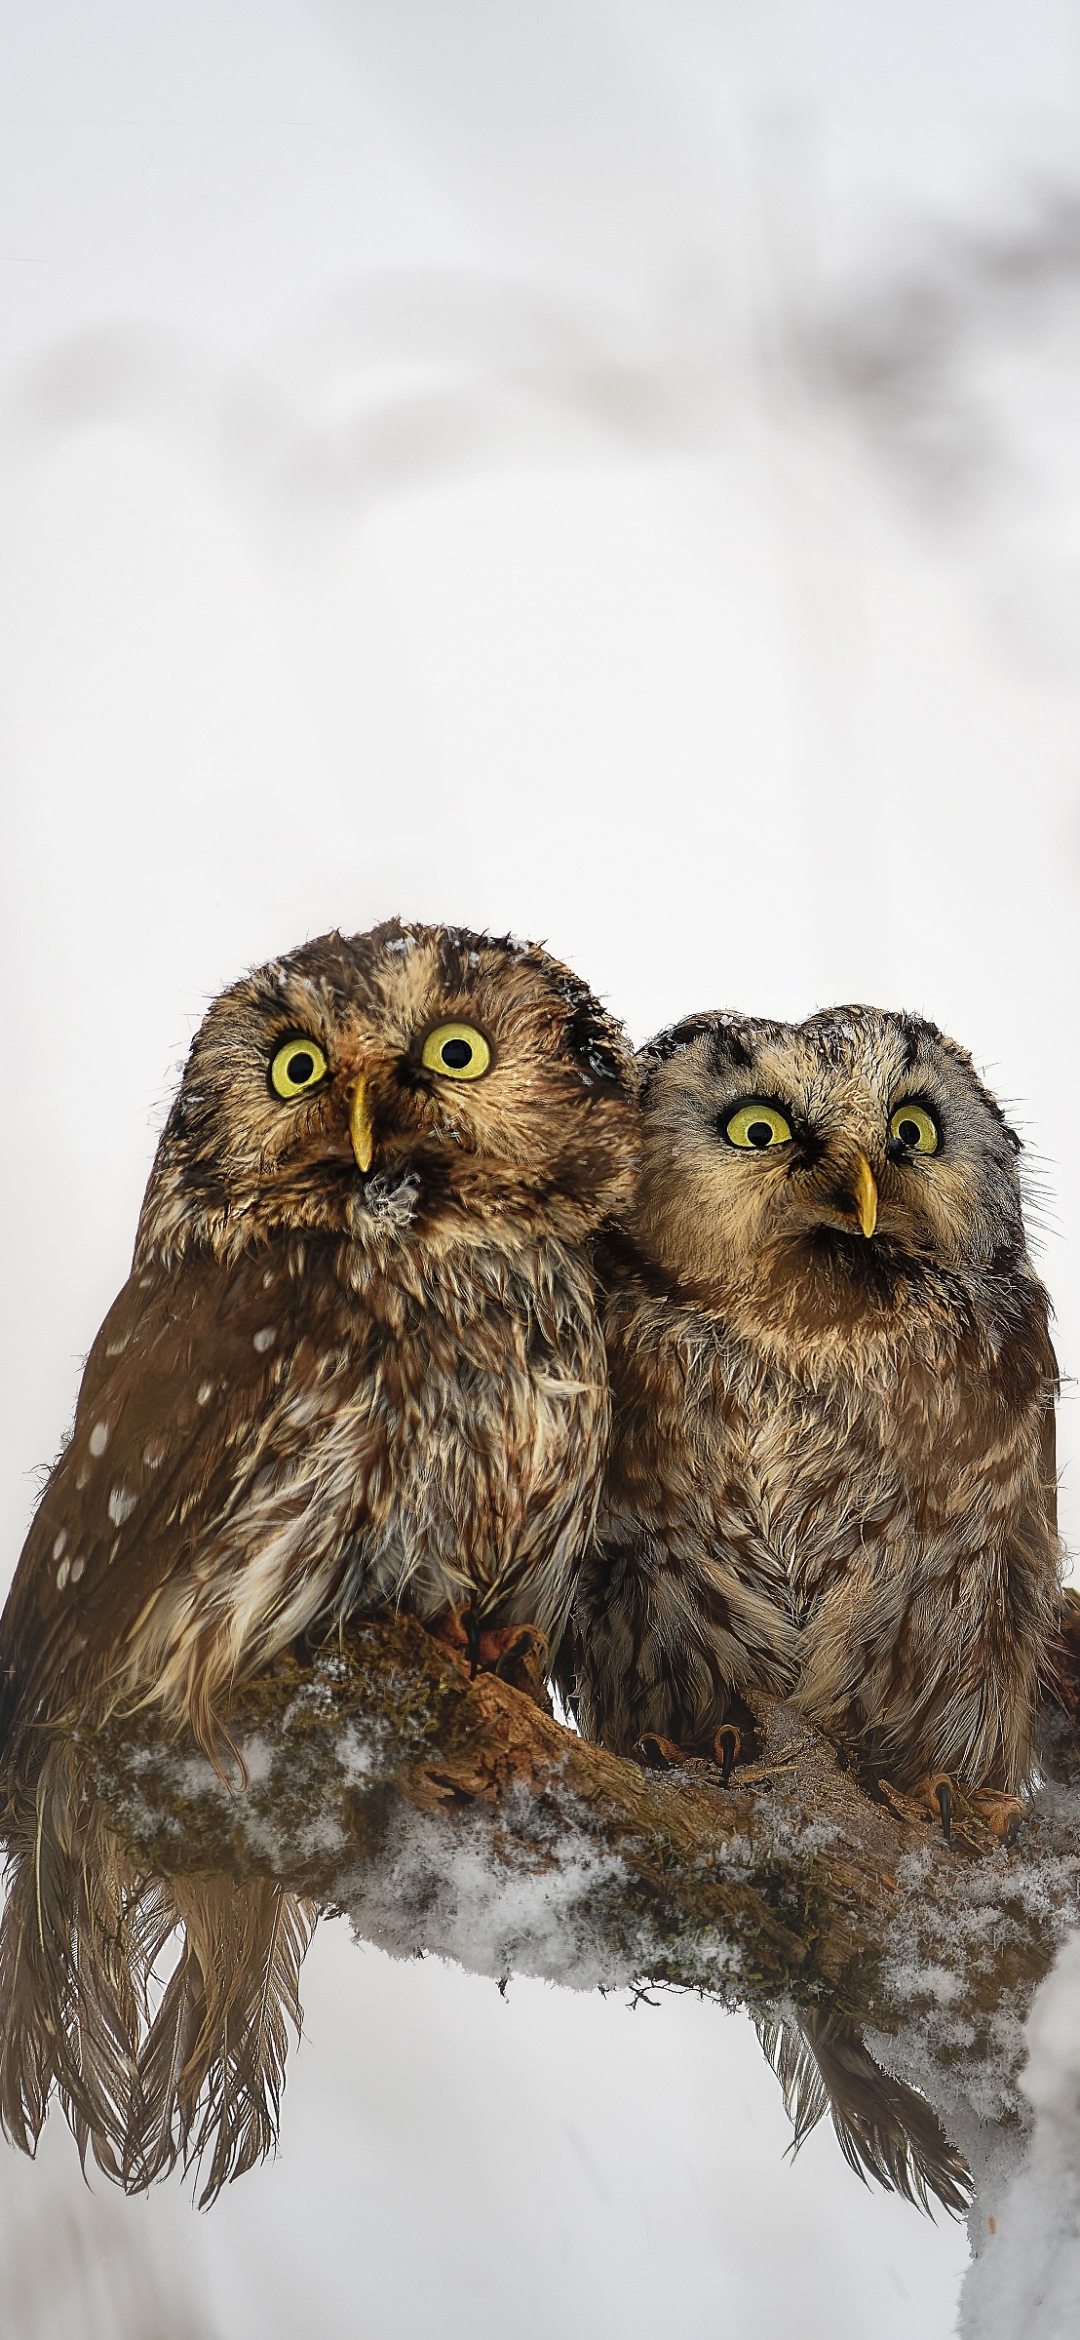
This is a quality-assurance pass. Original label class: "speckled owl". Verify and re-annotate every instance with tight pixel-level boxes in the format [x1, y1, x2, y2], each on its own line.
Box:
[561, 1002, 1060, 2211]
[567, 1003, 1060, 1814]
[0, 920, 638, 2198]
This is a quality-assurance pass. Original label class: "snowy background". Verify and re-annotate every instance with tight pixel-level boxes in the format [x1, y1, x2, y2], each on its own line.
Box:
[4, 1, 1080, 2331]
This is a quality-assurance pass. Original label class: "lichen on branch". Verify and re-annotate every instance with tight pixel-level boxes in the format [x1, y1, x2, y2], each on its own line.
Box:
[75, 1610, 1080, 2093]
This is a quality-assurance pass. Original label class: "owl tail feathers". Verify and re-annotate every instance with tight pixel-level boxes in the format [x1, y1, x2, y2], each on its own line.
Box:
[129, 1875, 317, 2205]
[0, 1742, 150, 2182]
[755, 2007, 972, 2218]
[0, 1743, 316, 2202]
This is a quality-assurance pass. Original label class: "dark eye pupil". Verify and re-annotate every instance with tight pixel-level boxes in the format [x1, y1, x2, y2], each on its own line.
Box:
[441, 1039, 472, 1069]
[746, 1121, 774, 1148]
[897, 1119, 921, 1148]
[286, 1051, 314, 1086]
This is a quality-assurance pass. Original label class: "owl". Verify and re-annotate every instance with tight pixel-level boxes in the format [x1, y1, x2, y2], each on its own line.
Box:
[0, 919, 638, 2199]
[567, 1002, 1060, 1813]
[561, 1001, 1059, 2209]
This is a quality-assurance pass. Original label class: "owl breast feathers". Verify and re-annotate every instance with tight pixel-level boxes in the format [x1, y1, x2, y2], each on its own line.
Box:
[565, 1002, 1061, 1799]
[0, 920, 638, 2192]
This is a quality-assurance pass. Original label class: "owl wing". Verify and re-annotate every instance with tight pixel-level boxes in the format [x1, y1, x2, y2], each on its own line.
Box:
[0, 1235, 376, 1774]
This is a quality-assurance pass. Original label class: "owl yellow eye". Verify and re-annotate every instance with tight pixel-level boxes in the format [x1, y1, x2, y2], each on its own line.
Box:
[270, 1036, 329, 1099]
[725, 1102, 793, 1150]
[420, 1023, 492, 1081]
[889, 1101, 940, 1155]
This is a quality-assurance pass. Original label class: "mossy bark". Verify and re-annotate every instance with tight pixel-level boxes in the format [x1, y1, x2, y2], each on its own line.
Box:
[75, 1610, 1080, 2073]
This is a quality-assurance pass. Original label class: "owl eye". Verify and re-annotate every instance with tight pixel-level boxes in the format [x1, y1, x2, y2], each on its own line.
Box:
[420, 1023, 492, 1081]
[724, 1102, 793, 1150]
[270, 1037, 330, 1099]
[889, 1101, 940, 1155]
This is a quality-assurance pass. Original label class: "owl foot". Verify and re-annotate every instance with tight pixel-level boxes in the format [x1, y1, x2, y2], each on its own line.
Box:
[432, 1610, 550, 1704]
[485, 1626, 551, 1706]
[635, 1734, 691, 1770]
[969, 1791, 1025, 1843]
[432, 1605, 484, 1672]
[433, 1605, 496, 1675]
[878, 1772, 956, 1841]
[635, 1726, 744, 1783]
[879, 1773, 1023, 1853]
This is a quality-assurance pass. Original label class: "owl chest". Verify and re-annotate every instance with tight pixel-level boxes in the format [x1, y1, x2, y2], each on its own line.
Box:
[375, 1338, 588, 1523]
[722, 1365, 965, 1593]
[347, 1265, 606, 1622]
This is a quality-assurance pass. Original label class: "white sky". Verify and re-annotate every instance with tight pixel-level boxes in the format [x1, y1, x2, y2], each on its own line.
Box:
[4, 2, 1080, 2331]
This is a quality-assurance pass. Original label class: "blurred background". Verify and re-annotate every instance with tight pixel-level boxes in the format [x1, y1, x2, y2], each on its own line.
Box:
[4, 0, 1080, 2330]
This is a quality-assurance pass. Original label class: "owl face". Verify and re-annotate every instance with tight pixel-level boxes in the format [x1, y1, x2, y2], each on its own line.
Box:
[139, 921, 637, 1262]
[629, 1004, 1026, 1325]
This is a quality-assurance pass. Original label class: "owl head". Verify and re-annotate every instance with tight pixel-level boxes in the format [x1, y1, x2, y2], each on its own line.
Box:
[627, 1003, 1031, 1355]
[138, 922, 638, 1264]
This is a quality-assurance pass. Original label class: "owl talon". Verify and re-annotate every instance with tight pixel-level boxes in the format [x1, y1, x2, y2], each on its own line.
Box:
[635, 1734, 691, 1770]
[712, 1725, 742, 1785]
[487, 1624, 550, 1698]
[431, 1605, 485, 1675]
[912, 1772, 957, 1842]
[493, 1634, 529, 1679]
[903, 1771, 959, 1841]
[970, 1791, 1026, 1842]
[434, 1610, 548, 1687]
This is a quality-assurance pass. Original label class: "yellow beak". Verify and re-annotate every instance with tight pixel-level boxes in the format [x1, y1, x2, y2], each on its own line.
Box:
[349, 1077, 374, 1174]
[852, 1151, 878, 1239]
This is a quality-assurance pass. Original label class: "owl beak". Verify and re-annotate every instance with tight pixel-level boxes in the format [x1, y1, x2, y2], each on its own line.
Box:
[851, 1151, 878, 1239]
[349, 1078, 375, 1174]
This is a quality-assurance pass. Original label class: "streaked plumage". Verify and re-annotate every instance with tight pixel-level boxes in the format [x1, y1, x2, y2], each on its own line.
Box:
[0, 920, 637, 2197]
[563, 1001, 1060, 2205]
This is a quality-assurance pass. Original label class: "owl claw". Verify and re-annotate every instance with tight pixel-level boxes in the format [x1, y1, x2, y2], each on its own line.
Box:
[888, 1773, 1023, 1851]
[970, 1791, 1026, 1842]
[907, 1771, 956, 1842]
[635, 1734, 690, 1770]
[488, 1624, 550, 1685]
[492, 1632, 531, 1679]
[635, 1728, 743, 1780]
[935, 1779, 952, 1844]
[430, 1605, 486, 1675]
[712, 1725, 742, 1785]
[433, 1609, 549, 1689]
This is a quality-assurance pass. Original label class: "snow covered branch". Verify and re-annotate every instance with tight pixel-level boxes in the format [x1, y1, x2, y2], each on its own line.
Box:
[75, 1610, 1080, 2100]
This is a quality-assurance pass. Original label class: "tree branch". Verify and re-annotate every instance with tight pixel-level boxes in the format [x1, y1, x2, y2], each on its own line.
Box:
[75, 1610, 1080, 2144]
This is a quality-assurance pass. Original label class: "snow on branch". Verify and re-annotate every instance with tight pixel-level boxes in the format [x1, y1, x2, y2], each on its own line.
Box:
[74, 1609, 1080, 2144]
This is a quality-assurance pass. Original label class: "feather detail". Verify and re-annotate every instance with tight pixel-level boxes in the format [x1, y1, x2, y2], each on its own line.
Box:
[129, 1877, 316, 2204]
[755, 2007, 972, 2216]
[0, 1745, 313, 2201]
[0, 1744, 143, 2178]
[128, 1924, 204, 2189]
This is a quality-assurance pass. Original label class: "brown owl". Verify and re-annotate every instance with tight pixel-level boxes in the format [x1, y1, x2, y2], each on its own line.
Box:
[568, 1002, 1059, 1807]
[562, 1002, 1059, 2209]
[0, 919, 638, 2199]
